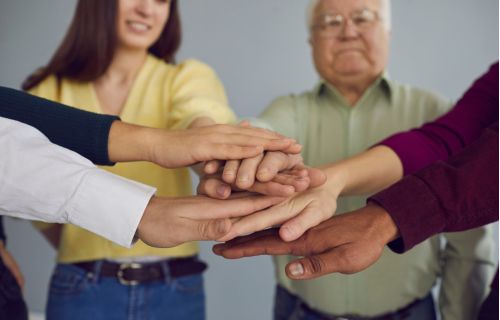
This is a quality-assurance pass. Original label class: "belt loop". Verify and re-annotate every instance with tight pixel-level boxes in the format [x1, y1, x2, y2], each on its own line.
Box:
[91, 260, 104, 284]
[160, 259, 171, 284]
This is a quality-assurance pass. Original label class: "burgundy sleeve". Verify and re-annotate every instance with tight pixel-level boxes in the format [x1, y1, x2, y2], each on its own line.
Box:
[370, 124, 498, 253]
[380, 63, 498, 175]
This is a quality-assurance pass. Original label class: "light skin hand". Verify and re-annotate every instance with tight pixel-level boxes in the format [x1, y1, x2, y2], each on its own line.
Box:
[213, 203, 399, 280]
[216, 170, 330, 242]
[197, 168, 314, 199]
[107, 120, 301, 169]
[0, 240, 25, 289]
[207, 145, 402, 242]
[136, 194, 284, 248]
[201, 151, 313, 199]
[219, 151, 305, 187]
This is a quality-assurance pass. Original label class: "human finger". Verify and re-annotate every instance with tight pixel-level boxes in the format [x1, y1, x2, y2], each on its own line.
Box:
[235, 154, 264, 189]
[213, 228, 295, 258]
[216, 199, 302, 242]
[204, 160, 223, 174]
[257, 153, 303, 182]
[285, 241, 384, 280]
[222, 160, 241, 184]
[279, 199, 335, 242]
[196, 194, 285, 220]
[197, 175, 231, 199]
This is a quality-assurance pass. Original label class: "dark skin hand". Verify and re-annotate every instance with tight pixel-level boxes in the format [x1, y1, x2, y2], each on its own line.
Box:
[213, 203, 399, 280]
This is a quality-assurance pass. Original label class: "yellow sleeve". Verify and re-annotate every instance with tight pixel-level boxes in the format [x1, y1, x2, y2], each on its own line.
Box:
[28, 75, 60, 232]
[167, 59, 236, 130]
[27, 74, 59, 101]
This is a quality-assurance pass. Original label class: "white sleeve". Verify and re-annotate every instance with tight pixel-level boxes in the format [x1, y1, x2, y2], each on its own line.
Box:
[0, 117, 157, 247]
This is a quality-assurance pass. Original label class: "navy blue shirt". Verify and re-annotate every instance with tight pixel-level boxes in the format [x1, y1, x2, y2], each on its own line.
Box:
[0, 86, 119, 165]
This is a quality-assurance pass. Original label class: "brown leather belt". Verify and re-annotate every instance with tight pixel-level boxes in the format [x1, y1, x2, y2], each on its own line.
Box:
[74, 257, 207, 286]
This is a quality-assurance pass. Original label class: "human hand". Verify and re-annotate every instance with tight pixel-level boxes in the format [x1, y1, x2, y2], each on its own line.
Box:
[197, 166, 316, 199]
[108, 122, 302, 168]
[204, 151, 304, 185]
[215, 172, 330, 242]
[136, 193, 284, 248]
[201, 151, 323, 198]
[0, 241, 24, 289]
[150, 125, 302, 168]
[213, 204, 399, 280]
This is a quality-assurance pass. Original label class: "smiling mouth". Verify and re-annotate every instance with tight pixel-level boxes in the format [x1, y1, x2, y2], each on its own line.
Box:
[126, 21, 151, 32]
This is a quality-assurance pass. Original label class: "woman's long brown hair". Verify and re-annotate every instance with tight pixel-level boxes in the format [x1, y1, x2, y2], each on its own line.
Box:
[22, 0, 181, 91]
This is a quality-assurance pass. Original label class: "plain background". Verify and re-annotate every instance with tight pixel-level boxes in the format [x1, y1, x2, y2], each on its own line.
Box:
[0, 1, 498, 319]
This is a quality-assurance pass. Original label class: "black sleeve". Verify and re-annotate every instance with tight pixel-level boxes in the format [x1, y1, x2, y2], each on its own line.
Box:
[0, 86, 118, 165]
[0, 217, 6, 244]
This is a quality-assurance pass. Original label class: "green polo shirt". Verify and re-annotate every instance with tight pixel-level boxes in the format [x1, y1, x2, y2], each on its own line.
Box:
[255, 76, 496, 318]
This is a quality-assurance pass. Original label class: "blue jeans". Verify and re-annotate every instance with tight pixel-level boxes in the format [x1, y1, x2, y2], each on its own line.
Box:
[46, 262, 205, 320]
[274, 285, 436, 320]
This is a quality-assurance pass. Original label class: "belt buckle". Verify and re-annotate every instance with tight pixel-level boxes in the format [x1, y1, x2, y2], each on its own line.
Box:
[117, 262, 142, 286]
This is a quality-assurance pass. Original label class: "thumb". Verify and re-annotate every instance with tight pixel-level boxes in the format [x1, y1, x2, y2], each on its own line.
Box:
[285, 254, 332, 280]
[196, 218, 232, 241]
[308, 168, 327, 188]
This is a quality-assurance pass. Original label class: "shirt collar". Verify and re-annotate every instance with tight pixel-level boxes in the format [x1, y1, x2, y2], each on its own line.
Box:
[313, 72, 394, 106]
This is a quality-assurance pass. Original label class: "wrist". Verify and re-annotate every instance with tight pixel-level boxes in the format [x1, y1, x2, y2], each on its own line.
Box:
[144, 127, 172, 166]
[137, 196, 161, 240]
[323, 167, 347, 198]
[108, 121, 156, 163]
[365, 202, 399, 245]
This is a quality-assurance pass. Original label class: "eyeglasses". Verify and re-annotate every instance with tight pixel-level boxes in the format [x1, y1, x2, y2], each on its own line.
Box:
[312, 9, 380, 38]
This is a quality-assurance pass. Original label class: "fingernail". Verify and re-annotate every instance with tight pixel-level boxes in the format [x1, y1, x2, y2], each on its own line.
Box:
[258, 168, 270, 180]
[212, 244, 224, 255]
[289, 263, 304, 277]
[217, 185, 229, 197]
[237, 175, 249, 183]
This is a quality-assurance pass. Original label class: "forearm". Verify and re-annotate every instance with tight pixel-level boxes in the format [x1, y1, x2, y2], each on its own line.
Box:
[107, 120, 158, 163]
[0, 86, 117, 165]
[322, 145, 403, 197]
[371, 125, 498, 253]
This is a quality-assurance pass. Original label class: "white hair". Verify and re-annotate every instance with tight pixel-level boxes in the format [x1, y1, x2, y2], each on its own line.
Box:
[306, 0, 392, 32]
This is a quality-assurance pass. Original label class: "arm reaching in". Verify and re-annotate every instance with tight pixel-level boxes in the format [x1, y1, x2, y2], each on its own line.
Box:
[214, 124, 498, 280]
[108, 121, 301, 169]
[137, 193, 284, 248]
[213, 203, 398, 279]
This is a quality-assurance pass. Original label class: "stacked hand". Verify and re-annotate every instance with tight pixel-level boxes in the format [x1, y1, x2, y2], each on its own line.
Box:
[129, 122, 321, 247]
[197, 143, 330, 242]
[212, 203, 399, 279]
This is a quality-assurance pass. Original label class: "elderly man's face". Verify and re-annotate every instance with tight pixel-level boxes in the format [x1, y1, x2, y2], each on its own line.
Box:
[310, 0, 389, 87]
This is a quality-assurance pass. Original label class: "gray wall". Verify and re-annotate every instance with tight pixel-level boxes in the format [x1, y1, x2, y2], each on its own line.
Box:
[0, 1, 498, 319]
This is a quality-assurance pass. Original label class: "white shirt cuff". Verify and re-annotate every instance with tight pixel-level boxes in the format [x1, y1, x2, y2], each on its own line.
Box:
[67, 169, 157, 248]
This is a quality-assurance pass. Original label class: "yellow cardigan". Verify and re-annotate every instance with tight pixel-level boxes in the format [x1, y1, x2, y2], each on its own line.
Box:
[30, 55, 236, 263]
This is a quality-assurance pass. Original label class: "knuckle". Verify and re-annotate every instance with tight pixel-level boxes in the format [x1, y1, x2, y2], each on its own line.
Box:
[307, 256, 324, 274]
[197, 222, 210, 239]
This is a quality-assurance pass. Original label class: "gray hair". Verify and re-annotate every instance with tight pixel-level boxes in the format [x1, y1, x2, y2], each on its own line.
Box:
[306, 0, 392, 32]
